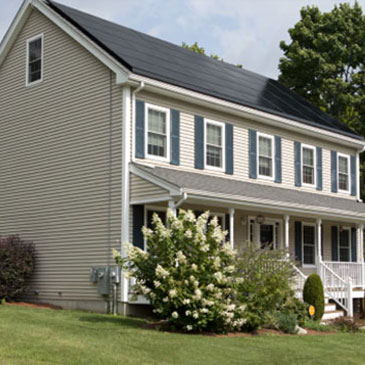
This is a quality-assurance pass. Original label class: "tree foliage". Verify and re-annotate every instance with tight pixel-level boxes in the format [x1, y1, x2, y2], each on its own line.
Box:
[278, 2, 365, 197]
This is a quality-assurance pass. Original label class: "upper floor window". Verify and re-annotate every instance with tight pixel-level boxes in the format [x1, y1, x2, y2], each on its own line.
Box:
[338, 154, 349, 192]
[302, 145, 316, 186]
[258, 133, 274, 179]
[146, 104, 170, 161]
[205, 120, 224, 170]
[26, 34, 43, 86]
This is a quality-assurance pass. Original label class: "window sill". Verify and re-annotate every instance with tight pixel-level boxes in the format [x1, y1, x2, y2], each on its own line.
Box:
[146, 154, 170, 163]
[205, 164, 225, 172]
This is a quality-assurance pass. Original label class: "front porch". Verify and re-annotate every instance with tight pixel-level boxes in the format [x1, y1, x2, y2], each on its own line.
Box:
[129, 163, 365, 316]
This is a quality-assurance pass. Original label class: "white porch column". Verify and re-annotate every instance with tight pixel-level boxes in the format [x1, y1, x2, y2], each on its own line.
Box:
[317, 218, 322, 263]
[284, 215, 290, 257]
[229, 208, 235, 249]
[357, 224, 364, 263]
[168, 200, 177, 217]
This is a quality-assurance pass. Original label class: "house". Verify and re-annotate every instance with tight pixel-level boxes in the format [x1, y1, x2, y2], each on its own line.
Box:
[1, 0, 365, 318]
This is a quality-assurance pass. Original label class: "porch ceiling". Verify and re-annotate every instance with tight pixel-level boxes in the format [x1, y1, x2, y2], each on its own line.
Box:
[131, 163, 365, 222]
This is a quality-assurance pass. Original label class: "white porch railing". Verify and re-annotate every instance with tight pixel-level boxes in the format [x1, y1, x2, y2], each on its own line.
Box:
[323, 261, 364, 289]
[319, 261, 353, 317]
[291, 263, 307, 300]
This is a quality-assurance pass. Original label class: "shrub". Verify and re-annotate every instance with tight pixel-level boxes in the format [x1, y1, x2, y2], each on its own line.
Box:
[281, 297, 309, 327]
[115, 210, 246, 333]
[235, 242, 295, 330]
[274, 312, 298, 334]
[332, 317, 360, 333]
[303, 274, 325, 321]
[0, 235, 35, 301]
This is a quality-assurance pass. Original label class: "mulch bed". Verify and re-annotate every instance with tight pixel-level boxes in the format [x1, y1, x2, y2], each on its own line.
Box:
[4, 302, 63, 310]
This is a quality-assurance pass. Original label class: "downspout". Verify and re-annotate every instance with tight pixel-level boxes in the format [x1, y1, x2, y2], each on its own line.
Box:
[120, 81, 144, 309]
[168, 192, 187, 216]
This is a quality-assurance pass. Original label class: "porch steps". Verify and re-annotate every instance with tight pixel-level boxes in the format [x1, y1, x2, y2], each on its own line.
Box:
[321, 297, 344, 322]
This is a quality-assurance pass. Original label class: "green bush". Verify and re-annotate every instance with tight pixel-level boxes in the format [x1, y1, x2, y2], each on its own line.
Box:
[235, 242, 296, 330]
[274, 312, 298, 334]
[303, 274, 325, 321]
[281, 297, 309, 326]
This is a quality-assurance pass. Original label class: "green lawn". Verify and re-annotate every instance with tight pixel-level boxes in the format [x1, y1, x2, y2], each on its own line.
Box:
[1, 305, 365, 365]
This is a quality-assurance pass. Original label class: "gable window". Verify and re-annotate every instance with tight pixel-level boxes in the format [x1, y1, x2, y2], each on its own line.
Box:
[258, 133, 274, 178]
[205, 120, 224, 170]
[339, 228, 350, 262]
[338, 154, 349, 192]
[302, 145, 316, 186]
[26, 34, 43, 86]
[146, 104, 170, 160]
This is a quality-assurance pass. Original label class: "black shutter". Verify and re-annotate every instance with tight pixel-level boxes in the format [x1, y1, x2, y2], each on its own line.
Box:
[170, 109, 180, 166]
[331, 226, 339, 261]
[249, 129, 257, 179]
[350, 155, 356, 196]
[225, 214, 230, 239]
[294, 141, 301, 187]
[351, 227, 357, 262]
[132, 205, 144, 249]
[135, 100, 145, 159]
[225, 123, 233, 175]
[295, 221, 302, 263]
[331, 151, 338, 193]
[194, 116, 204, 169]
[274, 136, 282, 183]
[316, 147, 323, 191]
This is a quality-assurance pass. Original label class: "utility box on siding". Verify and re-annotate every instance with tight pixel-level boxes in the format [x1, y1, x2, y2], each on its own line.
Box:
[89, 266, 121, 296]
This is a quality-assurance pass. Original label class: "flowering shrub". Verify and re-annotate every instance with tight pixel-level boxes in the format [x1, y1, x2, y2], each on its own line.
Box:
[114, 210, 246, 333]
[0, 235, 35, 301]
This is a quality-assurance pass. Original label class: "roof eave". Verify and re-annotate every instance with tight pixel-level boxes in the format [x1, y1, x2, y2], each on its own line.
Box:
[127, 74, 365, 151]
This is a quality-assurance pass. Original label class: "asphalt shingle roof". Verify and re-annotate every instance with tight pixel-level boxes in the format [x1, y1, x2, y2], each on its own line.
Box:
[133, 163, 365, 216]
[47, 1, 362, 141]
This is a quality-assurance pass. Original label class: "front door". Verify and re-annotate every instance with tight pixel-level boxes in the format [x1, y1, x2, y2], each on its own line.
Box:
[260, 223, 274, 249]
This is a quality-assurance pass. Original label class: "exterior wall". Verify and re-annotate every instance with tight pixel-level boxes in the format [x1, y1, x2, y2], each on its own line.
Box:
[0, 10, 123, 307]
[130, 174, 169, 203]
[132, 90, 358, 200]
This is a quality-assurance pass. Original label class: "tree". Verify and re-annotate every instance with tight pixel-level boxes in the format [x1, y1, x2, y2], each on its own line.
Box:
[182, 42, 242, 68]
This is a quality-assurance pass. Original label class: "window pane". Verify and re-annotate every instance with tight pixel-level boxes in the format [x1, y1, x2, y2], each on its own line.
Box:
[303, 148, 314, 166]
[339, 230, 350, 262]
[340, 248, 350, 262]
[148, 132, 166, 157]
[29, 39, 42, 61]
[148, 109, 166, 134]
[206, 124, 221, 146]
[339, 156, 348, 174]
[303, 226, 315, 265]
[303, 226, 315, 245]
[259, 156, 272, 176]
[339, 173, 348, 191]
[304, 245, 315, 265]
[303, 166, 314, 184]
[259, 136, 272, 157]
[206, 145, 222, 167]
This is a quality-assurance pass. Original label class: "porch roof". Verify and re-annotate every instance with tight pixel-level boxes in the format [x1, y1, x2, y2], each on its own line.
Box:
[131, 163, 365, 221]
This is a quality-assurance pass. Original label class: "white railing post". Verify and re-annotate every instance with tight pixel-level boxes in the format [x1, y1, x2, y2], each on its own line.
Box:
[347, 277, 353, 318]
[284, 215, 290, 258]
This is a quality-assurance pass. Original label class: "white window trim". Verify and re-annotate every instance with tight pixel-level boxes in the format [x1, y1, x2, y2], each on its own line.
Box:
[302, 223, 317, 268]
[338, 226, 351, 263]
[301, 144, 316, 188]
[26, 33, 44, 87]
[145, 103, 170, 162]
[143, 205, 167, 251]
[337, 153, 350, 194]
[257, 132, 275, 181]
[204, 119, 225, 172]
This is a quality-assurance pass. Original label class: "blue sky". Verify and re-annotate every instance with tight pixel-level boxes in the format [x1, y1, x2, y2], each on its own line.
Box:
[1, 0, 363, 79]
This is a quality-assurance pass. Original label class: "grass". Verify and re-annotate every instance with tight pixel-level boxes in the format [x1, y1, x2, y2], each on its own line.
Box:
[1, 306, 365, 364]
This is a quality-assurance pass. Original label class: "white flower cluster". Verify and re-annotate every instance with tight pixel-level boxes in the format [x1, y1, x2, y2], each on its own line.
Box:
[155, 265, 169, 279]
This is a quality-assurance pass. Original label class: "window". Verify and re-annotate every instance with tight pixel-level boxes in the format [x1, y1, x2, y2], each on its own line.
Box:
[338, 154, 349, 192]
[26, 35, 43, 86]
[205, 120, 224, 169]
[303, 225, 315, 265]
[339, 228, 350, 262]
[302, 145, 316, 186]
[258, 133, 274, 178]
[146, 104, 169, 160]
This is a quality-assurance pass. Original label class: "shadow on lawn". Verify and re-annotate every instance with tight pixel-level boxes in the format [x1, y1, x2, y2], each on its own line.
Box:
[78, 314, 145, 329]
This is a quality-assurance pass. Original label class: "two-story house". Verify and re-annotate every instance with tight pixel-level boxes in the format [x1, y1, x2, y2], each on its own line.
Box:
[1, 0, 365, 317]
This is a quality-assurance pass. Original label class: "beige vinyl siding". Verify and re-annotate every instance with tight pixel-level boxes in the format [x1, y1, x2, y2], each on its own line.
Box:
[132, 90, 357, 200]
[0, 10, 123, 304]
[130, 174, 169, 202]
